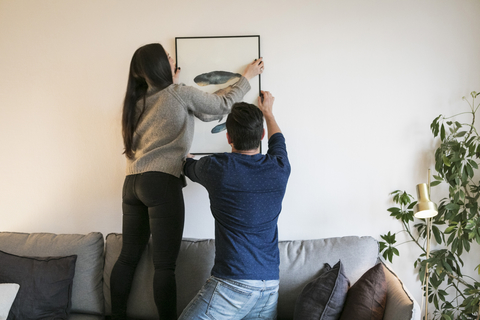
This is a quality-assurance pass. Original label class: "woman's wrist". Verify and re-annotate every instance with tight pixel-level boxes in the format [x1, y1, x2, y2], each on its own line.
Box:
[242, 72, 252, 81]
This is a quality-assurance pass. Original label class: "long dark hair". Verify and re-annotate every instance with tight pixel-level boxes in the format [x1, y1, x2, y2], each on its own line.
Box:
[122, 43, 173, 158]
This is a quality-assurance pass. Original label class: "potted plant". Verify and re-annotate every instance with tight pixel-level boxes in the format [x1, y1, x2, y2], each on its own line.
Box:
[380, 91, 480, 320]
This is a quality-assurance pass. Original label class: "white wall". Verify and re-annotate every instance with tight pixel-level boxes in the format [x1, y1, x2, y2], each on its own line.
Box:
[1, 0, 480, 306]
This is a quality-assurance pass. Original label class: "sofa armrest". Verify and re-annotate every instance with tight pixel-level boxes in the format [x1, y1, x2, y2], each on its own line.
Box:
[380, 260, 421, 320]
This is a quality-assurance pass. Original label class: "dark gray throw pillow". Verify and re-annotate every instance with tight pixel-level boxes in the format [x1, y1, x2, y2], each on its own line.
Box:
[293, 260, 350, 320]
[0, 249, 77, 320]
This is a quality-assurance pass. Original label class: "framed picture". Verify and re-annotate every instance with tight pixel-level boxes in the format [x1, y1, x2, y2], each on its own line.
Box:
[175, 35, 261, 154]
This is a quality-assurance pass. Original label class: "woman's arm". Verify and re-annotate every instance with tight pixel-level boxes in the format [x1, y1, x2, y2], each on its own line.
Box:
[174, 77, 251, 116]
[175, 58, 265, 117]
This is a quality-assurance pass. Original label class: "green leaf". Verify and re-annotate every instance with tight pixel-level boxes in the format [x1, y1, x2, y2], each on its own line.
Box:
[442, 155, 451, 167]
[441, 124, 446, 141]
[445, 226, 456, 234]
[468, 159, 478, 169]
[447, 232, 456, 245]
[387, 207, 401, 214]
[442, 259, 453, 273]
[431, 115, 441, 137]
[379, 241, 387, 252]
[436, 264, 444, 275]
[465, 164, 474, 178]
[400, 192, 411, 206]
[392, 247, 399, 256]
[407, 202, 416, 210]
[380, 232, 396, 244]
[466, 219, 476, 229]
[463, 238, 471, 252]
[382, 250, 390, 262]
[445, 203, 460, 211]
[430, 181, 442, 187]
[432, 225, 442, 244]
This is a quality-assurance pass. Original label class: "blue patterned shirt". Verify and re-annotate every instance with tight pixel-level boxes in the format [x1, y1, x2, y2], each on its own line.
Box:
[184, 133, 290, 280]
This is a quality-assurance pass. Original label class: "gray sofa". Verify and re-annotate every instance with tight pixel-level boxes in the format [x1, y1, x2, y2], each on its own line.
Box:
[0, 232, 420, 320]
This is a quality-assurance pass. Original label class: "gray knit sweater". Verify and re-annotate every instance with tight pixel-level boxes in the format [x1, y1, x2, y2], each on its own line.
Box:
[126, 76, 251, 178]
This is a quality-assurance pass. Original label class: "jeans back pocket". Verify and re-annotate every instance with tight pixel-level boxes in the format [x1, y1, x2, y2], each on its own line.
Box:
[207, 280, 254, 320]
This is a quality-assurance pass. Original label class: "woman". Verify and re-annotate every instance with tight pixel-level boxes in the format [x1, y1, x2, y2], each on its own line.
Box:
[110, 43, 264, 320]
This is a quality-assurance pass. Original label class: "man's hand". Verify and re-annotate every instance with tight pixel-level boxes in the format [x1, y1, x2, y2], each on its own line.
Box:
[258, 90, 281, 139]
[242, 58, 264, 80]
[258, 90, 275, 117]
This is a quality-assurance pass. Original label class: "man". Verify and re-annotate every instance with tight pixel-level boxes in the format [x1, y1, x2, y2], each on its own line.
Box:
[179, 91, 291, 320]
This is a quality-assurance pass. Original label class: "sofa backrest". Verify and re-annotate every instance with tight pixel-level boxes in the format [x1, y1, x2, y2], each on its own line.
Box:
[103, 234, 215, 319]
[0, 232, 105, 315]
[277, 236, 379, 319]
[103, 234, 379, 320]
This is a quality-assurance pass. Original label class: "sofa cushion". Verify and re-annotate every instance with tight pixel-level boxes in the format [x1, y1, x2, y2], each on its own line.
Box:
[103, 234, 215, 319]
[103, 233, 156, 319]
[0, 283, 20, 320]
[278, 236, 379, 320]
[175, 238, 216, 315]
[339, 263, 387, 320]
[0, 232, 104, 315]
[0, 250, 77, 320]
[293, 260, 350, 320]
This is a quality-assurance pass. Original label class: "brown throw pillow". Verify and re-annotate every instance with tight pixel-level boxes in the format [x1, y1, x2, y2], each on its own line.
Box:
[339, 263, 387, 320]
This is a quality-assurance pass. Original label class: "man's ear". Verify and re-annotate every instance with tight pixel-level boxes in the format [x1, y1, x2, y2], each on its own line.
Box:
[261, 128, 266, 140]
[227, 132, 233, 145]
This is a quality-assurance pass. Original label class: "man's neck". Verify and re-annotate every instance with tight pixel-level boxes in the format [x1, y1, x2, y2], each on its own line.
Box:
[231, 147, 260, 155]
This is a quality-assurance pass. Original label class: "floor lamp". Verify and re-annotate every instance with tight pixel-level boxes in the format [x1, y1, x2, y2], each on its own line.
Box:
[413, 179, 438, 320]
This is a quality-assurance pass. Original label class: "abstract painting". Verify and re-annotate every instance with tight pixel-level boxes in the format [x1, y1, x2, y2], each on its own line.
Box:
[175, 35, 261, 154]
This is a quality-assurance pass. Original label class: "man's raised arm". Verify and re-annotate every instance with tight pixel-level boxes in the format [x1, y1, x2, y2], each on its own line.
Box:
[258, 91, 281, 139]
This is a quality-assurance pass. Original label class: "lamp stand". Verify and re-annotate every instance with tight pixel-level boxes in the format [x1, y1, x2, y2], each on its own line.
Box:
[424, 217, 432, 320]
[414, 169, 437, 320]
[426, 170, 431, 320]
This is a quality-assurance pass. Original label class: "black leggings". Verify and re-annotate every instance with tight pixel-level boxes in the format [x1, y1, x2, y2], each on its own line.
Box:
[110, 172, 185, 320]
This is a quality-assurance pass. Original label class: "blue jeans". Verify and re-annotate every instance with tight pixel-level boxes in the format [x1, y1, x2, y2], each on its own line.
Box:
[179, 276, 279, 320]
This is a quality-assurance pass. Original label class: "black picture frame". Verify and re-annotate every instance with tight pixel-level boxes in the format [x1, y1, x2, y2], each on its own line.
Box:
[175, 35, 261, 155]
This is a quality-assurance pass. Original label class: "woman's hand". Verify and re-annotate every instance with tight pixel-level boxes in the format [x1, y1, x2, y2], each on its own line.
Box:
[173, 67, 181, 84]
[242, 58, 264, 80]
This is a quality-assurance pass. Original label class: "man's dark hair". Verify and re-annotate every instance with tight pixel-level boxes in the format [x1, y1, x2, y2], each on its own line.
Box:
[226, 102, 264, 151]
